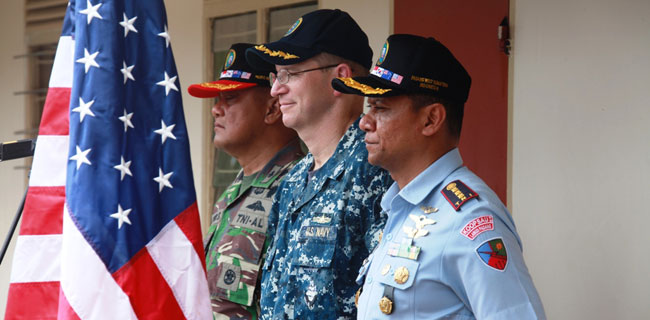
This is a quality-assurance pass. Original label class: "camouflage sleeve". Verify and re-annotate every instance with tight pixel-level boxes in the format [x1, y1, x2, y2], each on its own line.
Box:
[361, 166, 393, 251]
[264, 181, 283, 255]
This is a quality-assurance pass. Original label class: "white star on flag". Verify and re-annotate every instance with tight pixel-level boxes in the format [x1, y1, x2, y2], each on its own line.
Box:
[156, 71, 178, 96]
[119, 13, 138, 37]
[120, 61, 135, 84]
[158, 25, 170, 48]
[72, 97, 96, 123]
[113, 156, 133, 181]
[119, 109, 134, 132]
[110, 204, 132, 229]
[153, 168, 173, 192]
[154, 120, 176, 143]
[79, 0, 103, 25]
[70, 145, 92, 169]
[76, 48, 100, 73]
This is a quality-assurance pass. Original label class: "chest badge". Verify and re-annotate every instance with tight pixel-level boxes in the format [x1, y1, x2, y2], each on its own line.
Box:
[420, 205, 438, 214]
[379, 296, 393, 315]
[393, 266, 409, 285]
[305, 281, 317, 309]
[312, 214, 331, 224]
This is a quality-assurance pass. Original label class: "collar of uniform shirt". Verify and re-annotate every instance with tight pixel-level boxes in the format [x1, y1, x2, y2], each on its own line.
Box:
[381, 148, 463, 211]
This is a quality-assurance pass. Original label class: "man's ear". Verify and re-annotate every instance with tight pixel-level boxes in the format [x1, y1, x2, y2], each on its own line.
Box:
[333, 63, 353, 97]
[421, 103, 447, 136]
[264, 97, 282, 124]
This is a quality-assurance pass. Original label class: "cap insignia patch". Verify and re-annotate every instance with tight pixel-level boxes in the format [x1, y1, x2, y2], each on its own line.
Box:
[476, 238, 508, 271]
[441, 180, 478, 211]
[224, 49, 236, 69]
[285, 17, 302, 36]
[254, 44, 299, 60]
[199, 82, 242, 90]
[337, 77, 392, 95]
[371, 66, 403, 84]
[377, 41, 389, 65]
[220, 70, 251, 80]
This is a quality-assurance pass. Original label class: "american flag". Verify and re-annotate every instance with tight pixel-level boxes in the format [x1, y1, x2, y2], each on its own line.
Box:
[4, 0, 211, 319]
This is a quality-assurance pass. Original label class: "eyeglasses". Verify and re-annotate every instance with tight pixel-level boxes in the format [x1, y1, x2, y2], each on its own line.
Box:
[269, 64, 339, 86]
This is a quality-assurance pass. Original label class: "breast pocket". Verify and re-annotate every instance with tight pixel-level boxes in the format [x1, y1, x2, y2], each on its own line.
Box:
[290, 224, 338, 317]
[292, 224, 337, 268]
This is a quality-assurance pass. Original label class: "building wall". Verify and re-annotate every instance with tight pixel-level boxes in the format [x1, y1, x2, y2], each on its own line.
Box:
[0, 0, 27, 316]
[511, 0, 650, 318]
[165, 0, 206, 226]
[6, 1, 648, 319]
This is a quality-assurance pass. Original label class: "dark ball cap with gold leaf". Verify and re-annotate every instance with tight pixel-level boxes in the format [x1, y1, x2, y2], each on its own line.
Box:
[331, 34, 472, 102]
[187, 43, 275, 98]
[245, 9, 373, 70]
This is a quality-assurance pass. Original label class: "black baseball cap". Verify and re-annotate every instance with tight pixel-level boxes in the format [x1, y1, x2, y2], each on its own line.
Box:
[331, 34, 472, 102]
[188, 43, 275, 98]
[245, 9, 373, 70]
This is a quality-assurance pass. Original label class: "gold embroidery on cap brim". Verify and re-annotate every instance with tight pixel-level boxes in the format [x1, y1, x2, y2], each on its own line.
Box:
[254, 45, 299, 60]
[337, 77, 392, 95]
[200, 83, 242, 90]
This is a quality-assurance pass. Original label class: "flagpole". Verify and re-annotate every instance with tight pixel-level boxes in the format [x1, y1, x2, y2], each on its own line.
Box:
[0, 187, 27, 266]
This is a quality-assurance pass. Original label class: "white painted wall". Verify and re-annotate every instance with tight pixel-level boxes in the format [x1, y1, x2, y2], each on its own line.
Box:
[511, 0, 650, 318]
[0, 0, 26, 316]
[164, 0, 206, 227]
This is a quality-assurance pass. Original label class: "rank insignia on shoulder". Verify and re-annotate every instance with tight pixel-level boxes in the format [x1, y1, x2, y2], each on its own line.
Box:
[476, 238, 508, 271]
[441, 180, 478, 211]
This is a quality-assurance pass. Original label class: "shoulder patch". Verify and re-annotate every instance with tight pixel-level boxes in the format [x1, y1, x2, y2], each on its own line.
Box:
[460, 215, 494, 240]
[475, 238, 508, 271]
[441, 180, 478, 211]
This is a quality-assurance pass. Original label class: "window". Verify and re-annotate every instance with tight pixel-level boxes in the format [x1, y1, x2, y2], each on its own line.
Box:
[207, 2, 316, 211]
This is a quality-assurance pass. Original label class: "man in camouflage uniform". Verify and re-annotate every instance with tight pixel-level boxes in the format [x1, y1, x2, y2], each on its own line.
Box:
[188, 43, 304, 319]
[246, 10, 393, 319]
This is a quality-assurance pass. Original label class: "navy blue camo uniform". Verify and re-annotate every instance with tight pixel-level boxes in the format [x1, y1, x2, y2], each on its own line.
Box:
[261, 119, 392, 319]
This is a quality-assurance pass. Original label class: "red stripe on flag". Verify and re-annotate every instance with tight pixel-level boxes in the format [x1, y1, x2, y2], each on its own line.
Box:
[113, 250, 186, 320]
[39, 87, 71, 135]
[4, 282, 60, 320]
[57, 287, 81, 320]
[20, 186, 65, 235]
[173, 202, 207, 273]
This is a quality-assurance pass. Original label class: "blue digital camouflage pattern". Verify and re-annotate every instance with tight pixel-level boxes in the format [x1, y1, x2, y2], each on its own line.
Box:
[356, 148, 546, 319]
[260, 117, 393, 319]
[205, 139, 304, 320]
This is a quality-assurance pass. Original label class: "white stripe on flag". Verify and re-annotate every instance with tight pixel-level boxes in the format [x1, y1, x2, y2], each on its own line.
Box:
[10, 234, 62, 283]
[49, 36, 74, 88]
[29, 135, 69, 187]
[60, 204, 138, 320]
[147, 220, 212, 320]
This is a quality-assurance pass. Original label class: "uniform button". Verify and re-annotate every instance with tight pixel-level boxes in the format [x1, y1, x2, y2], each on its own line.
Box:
[386, 234, 393, 241]
[367, 276, 373, 284]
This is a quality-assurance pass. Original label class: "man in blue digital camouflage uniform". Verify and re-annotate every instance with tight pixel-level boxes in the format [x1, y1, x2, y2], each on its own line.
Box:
[332, 34, 546, 319]
[246, 9, 393, 319]
[188, 43, 304, 320]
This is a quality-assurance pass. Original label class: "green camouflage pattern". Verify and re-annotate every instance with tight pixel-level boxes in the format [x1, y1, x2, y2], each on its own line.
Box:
[205, 140, 304, 320]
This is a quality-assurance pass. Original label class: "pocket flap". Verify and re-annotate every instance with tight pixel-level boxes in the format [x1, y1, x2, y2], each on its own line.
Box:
[377, 256, 419, 290]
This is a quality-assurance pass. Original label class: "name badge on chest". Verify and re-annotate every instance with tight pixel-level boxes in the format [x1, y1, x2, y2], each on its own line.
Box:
[298, 225, 337, 242]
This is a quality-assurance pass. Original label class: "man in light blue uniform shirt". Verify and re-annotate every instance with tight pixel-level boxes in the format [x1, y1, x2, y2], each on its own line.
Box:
[332, 34, 546, 319]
